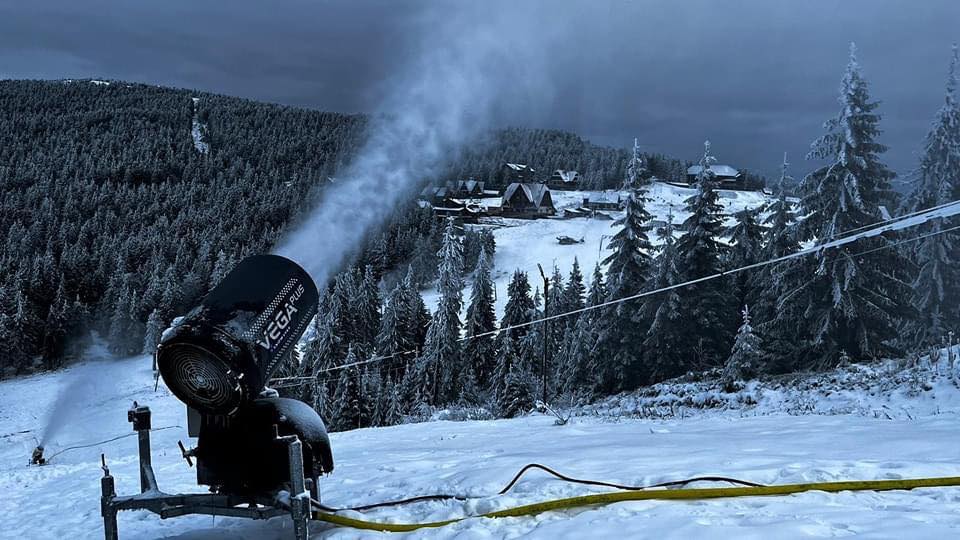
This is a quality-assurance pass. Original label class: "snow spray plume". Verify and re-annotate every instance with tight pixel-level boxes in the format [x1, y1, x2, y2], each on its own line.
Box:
[40, 361, 109, 445]
[276, 4, 562, 286]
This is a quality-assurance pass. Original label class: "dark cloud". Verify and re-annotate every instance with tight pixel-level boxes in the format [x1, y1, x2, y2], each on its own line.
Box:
[2, 0, 958, 179]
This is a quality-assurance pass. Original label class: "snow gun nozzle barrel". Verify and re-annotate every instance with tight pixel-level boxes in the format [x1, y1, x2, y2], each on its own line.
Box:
[155, 255, 319, 416]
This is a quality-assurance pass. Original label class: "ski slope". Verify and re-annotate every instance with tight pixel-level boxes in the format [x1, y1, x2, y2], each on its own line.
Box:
[3, 353, 960, 539]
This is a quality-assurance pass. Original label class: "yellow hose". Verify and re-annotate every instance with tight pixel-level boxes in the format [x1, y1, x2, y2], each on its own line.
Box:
[311, 475, 960, 533]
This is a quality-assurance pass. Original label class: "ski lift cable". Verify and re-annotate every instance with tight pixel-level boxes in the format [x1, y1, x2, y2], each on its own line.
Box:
[460, 199, 960, 342]
[294, 199, 960, 377]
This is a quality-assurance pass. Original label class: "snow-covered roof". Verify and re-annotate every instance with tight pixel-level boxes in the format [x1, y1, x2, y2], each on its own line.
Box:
[687, 164, 741, 178]
[551, 170, 580, 183]
[452, 197, 503, 209]
[503, 182, 552, 207]
[420, 186, 447, 198]
[584, 191, 621, 204]
[506, 163, 533, 172]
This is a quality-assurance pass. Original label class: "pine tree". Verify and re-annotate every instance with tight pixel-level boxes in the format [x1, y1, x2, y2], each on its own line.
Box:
[496, 269, 535, 369]
[41, 280, 69, 368]
[909, 220, 953, 347]
[545, 264, 566, 370]
[562, 257, 586, 315]
[725, 207, 765, 309]
[906, 45, 960, 345]
[501, 269, 534, 331]
[587, 262, 607, 307]
[625, 137, 648, 188]
[353, 266, 382, 350]
[376, 283, 407, 357]
[498, 362, 535, 418]
[142, 309, 162, 356]
[642, 209, 686, 380]
[108, 277, 139, 355]
[382, 376, 404, 426]
[457, 364, 484, 407]
[491, 324, 519, 402]
[463, 249, 497, 387]
[362, 367, 383, 427]
[208, 249, 232, 289]
[773, 44, 914, 368]
[756, 154, 802, 367]
[762, 153, 800, 261]
[417, 219, 464, 405]
[675, 141, 734, 368]
[905, 45, 960, 214]
[402, 267, 432, 353]
[331, 348, 362, 431]
[557, 312, 596, 395]
[722, 306, 763, 389]
[596, 186, 654, 391]
[159, 266, 183, 324]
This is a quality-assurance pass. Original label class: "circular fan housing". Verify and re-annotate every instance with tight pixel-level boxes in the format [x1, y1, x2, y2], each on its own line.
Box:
[159, 342, 243, 415]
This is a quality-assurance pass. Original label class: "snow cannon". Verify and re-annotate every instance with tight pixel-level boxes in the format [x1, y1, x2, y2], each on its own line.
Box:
[157, 254, 319, 414]
[155, 254, 333, 497]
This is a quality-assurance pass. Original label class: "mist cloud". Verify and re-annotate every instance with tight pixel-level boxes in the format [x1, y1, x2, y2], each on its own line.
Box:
[275, 4, 560, 285]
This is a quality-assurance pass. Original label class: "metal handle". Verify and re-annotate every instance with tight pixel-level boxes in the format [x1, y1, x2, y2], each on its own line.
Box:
[177, 440, 194, 467]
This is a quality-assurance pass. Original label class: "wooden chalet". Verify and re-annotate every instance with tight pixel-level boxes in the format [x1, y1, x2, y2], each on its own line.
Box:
[502, 182, 555, 217]
[495, 162, 535, 187]
[582, 191, 623, 210]
[686, 164, 743, 188]
[547, 169, 580, 190]
[418, 185, 450, 206]
[445, 179, 499, 198]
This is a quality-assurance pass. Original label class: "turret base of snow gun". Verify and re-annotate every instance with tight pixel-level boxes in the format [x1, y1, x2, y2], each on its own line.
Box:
[99, 402, 316, 540]
[30, 445, 46, 466]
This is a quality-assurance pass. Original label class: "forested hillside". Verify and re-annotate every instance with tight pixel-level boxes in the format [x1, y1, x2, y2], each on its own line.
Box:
[0, 80, 641, 377]
[447, 127, 689, 188]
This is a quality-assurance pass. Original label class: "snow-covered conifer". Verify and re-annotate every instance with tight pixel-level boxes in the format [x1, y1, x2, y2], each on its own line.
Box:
[723, 306, 763, 389]
[625, 137, 648, 189]
[773, 44, 914, 367]
[463, 249, 497, 387]
[906, 45, 960, 344]
[142, 309, 162, 356]
[642, 209, 685, 380]
[418, 219, 464, 405]
[675, 141, 734, 367]
[497, 363, 535, 418]
[725, 207, 765, 309]
[596, 184, 654, 391]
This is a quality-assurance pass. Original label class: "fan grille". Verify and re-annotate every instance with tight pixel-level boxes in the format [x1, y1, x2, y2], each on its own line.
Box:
[159, 343, 242, 414]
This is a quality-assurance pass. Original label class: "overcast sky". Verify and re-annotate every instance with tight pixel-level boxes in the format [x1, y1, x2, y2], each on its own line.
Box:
[1, 0, 958, 179]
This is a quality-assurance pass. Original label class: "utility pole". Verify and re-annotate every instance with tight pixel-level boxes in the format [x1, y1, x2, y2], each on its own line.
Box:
[537, 264, 549, 405]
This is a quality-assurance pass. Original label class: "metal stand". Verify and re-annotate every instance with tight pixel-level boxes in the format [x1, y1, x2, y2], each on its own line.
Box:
[100, 402, 312, 540]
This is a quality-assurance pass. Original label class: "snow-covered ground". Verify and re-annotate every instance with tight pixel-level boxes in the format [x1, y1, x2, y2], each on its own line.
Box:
[4, 351, 960, 539]
[425, 182, 773, 317]
[191, 97, 210, 155]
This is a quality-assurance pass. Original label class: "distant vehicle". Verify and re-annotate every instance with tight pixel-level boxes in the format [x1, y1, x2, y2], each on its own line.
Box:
[556, 235, 584, 245]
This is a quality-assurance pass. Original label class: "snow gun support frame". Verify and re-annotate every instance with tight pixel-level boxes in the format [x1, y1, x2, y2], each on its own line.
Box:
[100, 402, 314, 540]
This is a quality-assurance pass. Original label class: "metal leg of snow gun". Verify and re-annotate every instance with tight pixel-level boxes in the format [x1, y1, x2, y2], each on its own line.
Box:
[274, 425, 311, 540]
[100, 402, 311, 540]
